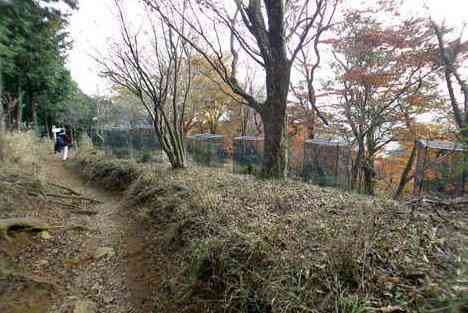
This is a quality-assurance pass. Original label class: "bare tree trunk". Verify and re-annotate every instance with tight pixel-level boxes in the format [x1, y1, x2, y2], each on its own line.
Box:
[240, 105, 248, 137]
[393, 143, 417, 199]
[143, 0, 337, 179]
[306, 110, 316, 139]
[261, 105, 288, 178]
[31, 100, 38, 129]
[351, 141, 364, 190]
[0, 101, 4, 132]
[14, 91, 22, 131]
[261, 61, 291, 178]
[44, 115, 52, 138]
[362, 137, 377, 195]
[363, 158, 376, 195]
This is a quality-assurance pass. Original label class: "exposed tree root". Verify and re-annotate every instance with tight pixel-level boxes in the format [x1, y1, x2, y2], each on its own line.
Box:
[48, 200, 83, 210]
[70, 210, 99, 216]
[50, 224, 94, 232]
[0, 218, 50, 241]
[45, 193, 102, 204]
[47, 182, 80, 195]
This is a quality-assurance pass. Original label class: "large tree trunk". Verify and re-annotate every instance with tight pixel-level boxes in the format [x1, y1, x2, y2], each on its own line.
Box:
[363, 138, 377, 195]
[351, 141, 365, 190]
[306, 109, 316, 140]
[261, 100, 288, 179]
[362, 158, 376, 195]
[260, 55, 291, 178]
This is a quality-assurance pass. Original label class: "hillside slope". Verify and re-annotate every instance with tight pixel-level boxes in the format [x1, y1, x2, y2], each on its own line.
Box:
[71, 147, 468, 313]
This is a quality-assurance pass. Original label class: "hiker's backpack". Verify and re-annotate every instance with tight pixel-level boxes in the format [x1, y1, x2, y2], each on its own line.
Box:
[64, 134, 72, 146]
[57, 135, 65, 147]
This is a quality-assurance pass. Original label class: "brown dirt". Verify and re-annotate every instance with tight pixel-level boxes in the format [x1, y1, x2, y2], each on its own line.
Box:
[0, 153, 159, 313]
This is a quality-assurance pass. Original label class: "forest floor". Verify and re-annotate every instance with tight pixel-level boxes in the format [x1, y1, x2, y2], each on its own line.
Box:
[0, 152, 157, 313]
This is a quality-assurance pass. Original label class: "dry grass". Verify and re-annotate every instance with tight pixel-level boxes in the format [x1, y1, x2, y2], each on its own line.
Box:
[0, 131, 50, 177]
[68, 146, 140, 191]
[72, 148, 468, 313]
[0, 132, 51, 217]
[0, 132, 101, 220]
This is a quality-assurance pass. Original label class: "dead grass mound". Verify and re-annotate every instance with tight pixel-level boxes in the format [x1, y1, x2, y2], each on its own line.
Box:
[69, 148, 140, 191]
[75, 149, 468, 313]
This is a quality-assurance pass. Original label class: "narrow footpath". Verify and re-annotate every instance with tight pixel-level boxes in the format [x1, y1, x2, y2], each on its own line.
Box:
[39, 155, 153, 313]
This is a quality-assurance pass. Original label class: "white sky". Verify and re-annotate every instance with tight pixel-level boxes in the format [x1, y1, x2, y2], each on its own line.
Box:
[66, 0, 468, 96]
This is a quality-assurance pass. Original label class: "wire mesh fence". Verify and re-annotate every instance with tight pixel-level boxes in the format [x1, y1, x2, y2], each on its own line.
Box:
[414, 139, 467, 197]
[89, 127, 162, 161]
[87, 128, 466, 197]
[303, 138, 352, 188]
[233, 136, 264, 175]
[185, 133, 229, 167]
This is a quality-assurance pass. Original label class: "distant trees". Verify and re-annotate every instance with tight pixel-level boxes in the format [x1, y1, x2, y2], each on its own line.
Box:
[100, 1, 194, 169]
[56, 85, 97, 139]
[90, 0, 464, 196]
[0, 0, 78, 132]
[329, 7, 439, 194]
[187, 57, 239, 135]
[144, 0, 339, 178]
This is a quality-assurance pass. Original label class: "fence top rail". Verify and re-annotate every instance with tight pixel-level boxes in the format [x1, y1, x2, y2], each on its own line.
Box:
[417, 139, 465, 152]
[234, 136, 264, 141]
[97, 126, 154, 130]
[305, 138, 350, 146]
[187, 133, 224, 139]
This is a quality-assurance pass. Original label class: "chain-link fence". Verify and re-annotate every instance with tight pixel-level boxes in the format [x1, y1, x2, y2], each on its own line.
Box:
[89, 127, 162, 161]
[186, 133, 228, 167]
[88, 129, 468, 197]
[233, 136, 264, 175]
[303, 138, 352, 188]
[414, 139, 466, 197]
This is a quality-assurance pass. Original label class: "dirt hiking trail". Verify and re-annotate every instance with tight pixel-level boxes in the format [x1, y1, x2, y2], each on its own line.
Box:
[1, 154, 157, 313]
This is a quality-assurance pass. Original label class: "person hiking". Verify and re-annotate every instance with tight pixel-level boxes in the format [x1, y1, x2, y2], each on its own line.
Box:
[53, 126, 63, 154]
[55, 131, 65, 155]
[62, 127, 72, 160]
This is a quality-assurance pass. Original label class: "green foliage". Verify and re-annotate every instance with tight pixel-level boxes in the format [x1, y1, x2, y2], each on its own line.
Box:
[56, 86, 97, 133]
[0, 0, 78, 130]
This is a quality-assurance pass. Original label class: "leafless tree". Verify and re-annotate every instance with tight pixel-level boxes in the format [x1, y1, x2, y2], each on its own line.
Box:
[98, 1, 194, 169]
[143, 0, 338, 178]
[432, 21, 468, 139]
[291, 18, 334, 139]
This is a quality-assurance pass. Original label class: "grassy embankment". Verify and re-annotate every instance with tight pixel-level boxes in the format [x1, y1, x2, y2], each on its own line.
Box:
[69, 144, 468, 313]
